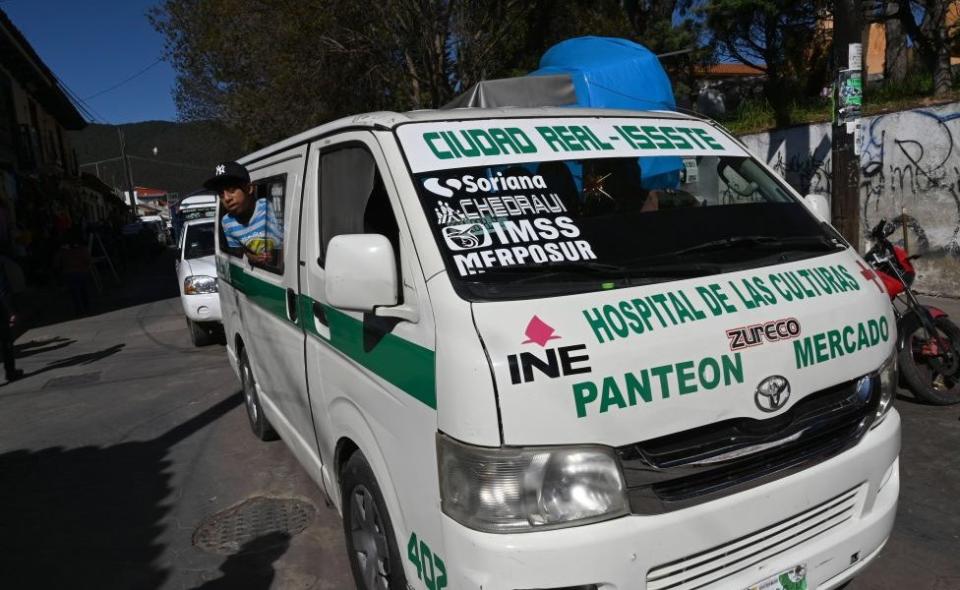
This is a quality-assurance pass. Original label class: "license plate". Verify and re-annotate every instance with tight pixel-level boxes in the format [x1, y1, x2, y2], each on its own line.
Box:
[745, 564, 808, 590]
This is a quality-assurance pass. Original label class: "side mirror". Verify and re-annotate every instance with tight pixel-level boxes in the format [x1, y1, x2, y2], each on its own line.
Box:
[325, 234, 398, 313]
[803, 193, 831, 223]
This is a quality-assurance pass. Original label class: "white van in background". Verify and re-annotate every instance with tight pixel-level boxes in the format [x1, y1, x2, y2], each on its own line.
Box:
[173, 192, 218, 243]
[177, 218, 221, 346]
[216, 108, 899, 590]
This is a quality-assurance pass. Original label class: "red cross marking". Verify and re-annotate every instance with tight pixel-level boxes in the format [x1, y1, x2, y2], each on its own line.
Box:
[856, 261, 886, 293]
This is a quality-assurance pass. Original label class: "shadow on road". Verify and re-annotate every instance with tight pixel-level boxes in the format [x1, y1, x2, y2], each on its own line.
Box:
[0, 344, 126, 389]
[14, 336, 77, 359]
[193, 532, 292, 590]
[0, 392, 247, 589]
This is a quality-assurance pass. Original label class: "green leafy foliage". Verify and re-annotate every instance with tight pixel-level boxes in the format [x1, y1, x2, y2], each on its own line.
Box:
[150, 0, 702, 148]
[699, 0, 830, 127]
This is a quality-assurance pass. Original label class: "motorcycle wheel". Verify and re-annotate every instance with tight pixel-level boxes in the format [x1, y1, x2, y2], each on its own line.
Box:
[899, 315, 960, 405]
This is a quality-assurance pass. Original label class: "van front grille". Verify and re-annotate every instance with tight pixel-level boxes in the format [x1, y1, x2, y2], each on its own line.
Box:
[645, 487, 860, 590]
[618, 376, 878, 514]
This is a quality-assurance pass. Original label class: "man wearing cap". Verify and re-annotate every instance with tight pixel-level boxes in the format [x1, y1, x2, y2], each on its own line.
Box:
[203, 161, 283, 265]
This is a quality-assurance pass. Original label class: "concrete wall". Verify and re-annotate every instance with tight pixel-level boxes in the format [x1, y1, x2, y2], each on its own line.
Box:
[740, 102, 960, 296]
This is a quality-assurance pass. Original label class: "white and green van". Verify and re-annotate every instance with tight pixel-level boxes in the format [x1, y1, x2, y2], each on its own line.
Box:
[216, 108, 899, 590]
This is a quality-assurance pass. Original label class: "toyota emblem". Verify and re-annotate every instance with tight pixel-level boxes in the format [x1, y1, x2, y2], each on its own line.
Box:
[755, 375, 791, 412]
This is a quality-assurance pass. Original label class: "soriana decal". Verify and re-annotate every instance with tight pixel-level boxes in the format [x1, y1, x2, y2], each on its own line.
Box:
[396, 117, 748, 173]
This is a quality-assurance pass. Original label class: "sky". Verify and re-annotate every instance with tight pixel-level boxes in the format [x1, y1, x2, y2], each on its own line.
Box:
[3, 0, 178, 124]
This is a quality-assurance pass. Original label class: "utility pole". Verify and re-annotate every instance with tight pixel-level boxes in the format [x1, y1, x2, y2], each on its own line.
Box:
[117, 127, 138, 220]
[831, 0, 865, 247]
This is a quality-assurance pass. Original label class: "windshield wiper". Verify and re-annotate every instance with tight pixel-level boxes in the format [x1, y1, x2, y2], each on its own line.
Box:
[463, 260, 722, 283]
[667, 235, 844, 258]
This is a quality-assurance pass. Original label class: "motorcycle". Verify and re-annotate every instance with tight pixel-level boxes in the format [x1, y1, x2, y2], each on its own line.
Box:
[864, 219, 960, 405]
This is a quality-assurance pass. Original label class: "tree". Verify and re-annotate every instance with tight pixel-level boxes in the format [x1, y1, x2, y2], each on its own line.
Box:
[884, 17, 910, 84]
[700, 0, 830, 127]
[893, 0, 955, 96]
[151, 0, 705, 146]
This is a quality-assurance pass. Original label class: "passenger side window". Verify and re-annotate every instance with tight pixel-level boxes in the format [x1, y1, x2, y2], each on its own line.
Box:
[218, 174, 287, 273]
[318, 146, 400, 270]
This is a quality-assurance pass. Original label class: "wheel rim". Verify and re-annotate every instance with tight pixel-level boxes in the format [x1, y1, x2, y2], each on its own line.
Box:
[241, 359, 258, 422]
[350, 485, 390, 590]
[909, 327, 960, 393]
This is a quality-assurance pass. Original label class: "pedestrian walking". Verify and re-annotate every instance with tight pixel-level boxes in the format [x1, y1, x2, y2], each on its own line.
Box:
[0, 258, 23, 382]
[54, 233, 93, 315]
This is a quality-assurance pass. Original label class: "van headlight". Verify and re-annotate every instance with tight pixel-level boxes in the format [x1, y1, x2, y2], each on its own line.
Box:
[437, 434, 628, 533]
[872, 352, 896, 427]
[184, 275, 218, 295]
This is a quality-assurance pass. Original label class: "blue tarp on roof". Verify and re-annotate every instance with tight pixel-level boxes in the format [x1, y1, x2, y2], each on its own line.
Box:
[530, 36, 676, 111]
[531, 37, 681, 189]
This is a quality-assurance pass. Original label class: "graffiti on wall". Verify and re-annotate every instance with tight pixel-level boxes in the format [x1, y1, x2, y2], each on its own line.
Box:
[860, 109, 960, 256]
[742, 103, 960, 258]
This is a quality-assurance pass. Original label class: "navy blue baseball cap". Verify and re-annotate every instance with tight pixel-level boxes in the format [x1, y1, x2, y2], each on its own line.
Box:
[203, 161, 250, 190]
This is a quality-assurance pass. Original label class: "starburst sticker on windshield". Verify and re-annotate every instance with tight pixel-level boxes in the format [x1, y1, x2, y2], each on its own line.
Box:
[522, 315, 561, 347]
[583, 172, 614, 202]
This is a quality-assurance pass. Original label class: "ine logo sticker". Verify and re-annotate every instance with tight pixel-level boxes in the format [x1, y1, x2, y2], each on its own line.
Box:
[508, 316, 590, 384]
[522, 315, 561, 347]
[441, 223, 491, 251]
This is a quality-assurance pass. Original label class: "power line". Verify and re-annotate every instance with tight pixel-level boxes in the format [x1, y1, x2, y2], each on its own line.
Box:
[84, 58, 164, 101]
[51, 71, 108, 124]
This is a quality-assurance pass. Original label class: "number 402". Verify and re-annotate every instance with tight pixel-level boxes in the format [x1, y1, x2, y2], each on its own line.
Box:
[407, 532, 448, 590]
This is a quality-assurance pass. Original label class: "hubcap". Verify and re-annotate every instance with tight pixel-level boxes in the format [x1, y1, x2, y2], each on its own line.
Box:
[242, 360, 258, 422]
[350, 485, 390, 589]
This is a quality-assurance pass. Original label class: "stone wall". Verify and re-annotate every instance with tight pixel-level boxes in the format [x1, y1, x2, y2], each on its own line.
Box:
[740, 102, 960, 296]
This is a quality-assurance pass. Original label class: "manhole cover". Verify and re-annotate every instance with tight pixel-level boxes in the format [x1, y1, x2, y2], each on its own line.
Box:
[42, 372, 101, 390]
[193, 496, 316, 555]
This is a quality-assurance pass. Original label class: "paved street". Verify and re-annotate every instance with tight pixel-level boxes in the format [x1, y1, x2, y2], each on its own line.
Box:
[0, 255, 958, 589]
[0, 254, 352, 590]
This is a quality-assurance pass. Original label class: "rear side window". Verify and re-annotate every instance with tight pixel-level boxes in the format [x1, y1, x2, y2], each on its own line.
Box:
[218, 174, 287, 273]
[318, 146, 400, 267]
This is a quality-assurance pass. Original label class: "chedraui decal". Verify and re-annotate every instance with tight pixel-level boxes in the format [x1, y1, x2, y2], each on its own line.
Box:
[407, 532, 447, 590]
[794, 316, 890, 369]
[572, 353, 744, 419]
[582, 263, 862, 344]
[396, 117, 747, 173]
[419, 166, 599, 276]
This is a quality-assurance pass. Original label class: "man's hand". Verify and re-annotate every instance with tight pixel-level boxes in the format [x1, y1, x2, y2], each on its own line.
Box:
[8, 314, 15, 328]
[245, 252, 270, 265]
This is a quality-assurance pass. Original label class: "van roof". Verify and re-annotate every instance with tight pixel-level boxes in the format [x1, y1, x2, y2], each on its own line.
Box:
[239, 106, 702, 165]
[183, 217, 215, 228]
[178, 193, 217, 208]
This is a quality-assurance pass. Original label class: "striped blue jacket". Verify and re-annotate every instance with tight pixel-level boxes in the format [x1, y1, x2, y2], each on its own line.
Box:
[222, 198, 283, 254]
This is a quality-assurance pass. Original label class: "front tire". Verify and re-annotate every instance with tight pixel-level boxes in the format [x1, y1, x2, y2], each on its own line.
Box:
[188, 319, 212, 347]
[342, 452, 407, 590]
[899, 314, 960, 405]
[238, 347, 278, 440]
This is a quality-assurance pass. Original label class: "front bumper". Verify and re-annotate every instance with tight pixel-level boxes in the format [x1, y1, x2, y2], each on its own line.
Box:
[181, 292, 222, 323]
[440, 410, 900, 590]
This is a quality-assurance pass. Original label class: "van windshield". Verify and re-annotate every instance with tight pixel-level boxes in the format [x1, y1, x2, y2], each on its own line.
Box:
[397, 116, 844, 300]
[184, 223, 216, 259]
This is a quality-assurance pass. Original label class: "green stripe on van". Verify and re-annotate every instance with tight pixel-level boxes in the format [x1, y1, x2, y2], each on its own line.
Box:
[224, 263, 437, 409]
[229, 263, 288, 319]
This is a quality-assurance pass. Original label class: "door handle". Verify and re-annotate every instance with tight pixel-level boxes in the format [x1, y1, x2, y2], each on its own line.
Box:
[312, 301, 328, 326]
[286, 288, 298, 323]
